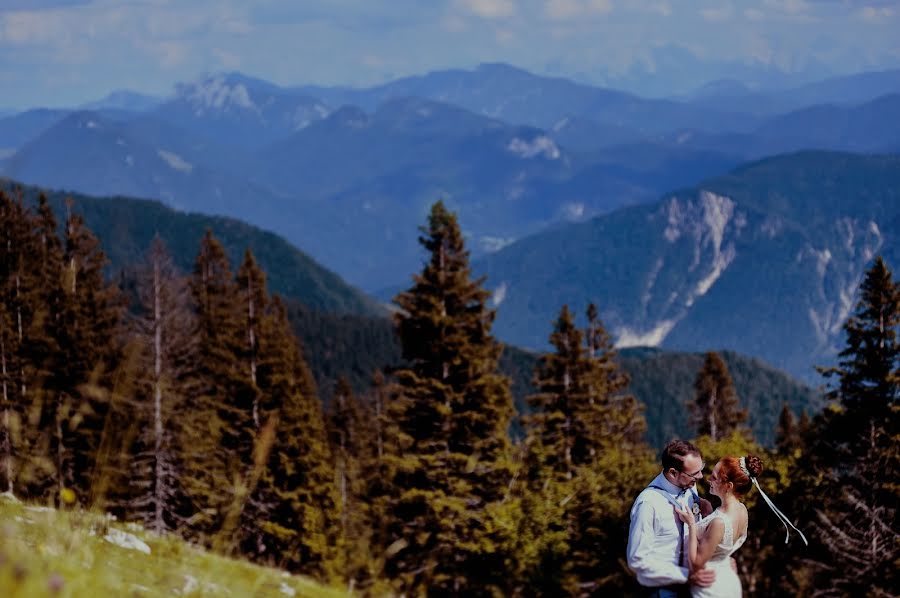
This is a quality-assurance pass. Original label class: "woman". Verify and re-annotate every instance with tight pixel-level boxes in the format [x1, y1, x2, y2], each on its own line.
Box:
[675, 455, 756, 597]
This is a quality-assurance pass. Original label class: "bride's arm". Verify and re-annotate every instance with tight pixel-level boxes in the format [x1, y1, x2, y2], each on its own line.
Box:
[678, 508, 726, 570]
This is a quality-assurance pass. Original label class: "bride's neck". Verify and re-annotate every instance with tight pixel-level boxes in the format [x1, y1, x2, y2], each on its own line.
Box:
[719, 493, 741, 511]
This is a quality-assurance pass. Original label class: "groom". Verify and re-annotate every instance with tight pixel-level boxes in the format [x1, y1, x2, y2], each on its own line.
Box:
[627, 440, 716, 597]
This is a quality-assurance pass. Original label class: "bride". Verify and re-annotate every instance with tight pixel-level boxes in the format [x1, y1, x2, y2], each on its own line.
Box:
[678, 455, 762, 598]
[676, 454, 806, 598]
[676, 455, 755, 597]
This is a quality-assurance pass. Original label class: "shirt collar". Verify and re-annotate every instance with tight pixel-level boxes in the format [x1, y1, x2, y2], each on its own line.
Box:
[652, 471, 686, 496]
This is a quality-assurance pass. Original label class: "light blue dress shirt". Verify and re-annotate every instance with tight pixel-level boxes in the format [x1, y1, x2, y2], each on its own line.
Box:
[627, 472, 698, 588]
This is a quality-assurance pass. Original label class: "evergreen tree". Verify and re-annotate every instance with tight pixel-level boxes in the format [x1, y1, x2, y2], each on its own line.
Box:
[774, 403, 802, 456]
[326, 377, 378, 588]
[17, 194, 64, 497]
[583, 303, 645, 447]
[806, 256, 900, 595]
[0, 190, 33, 495]
[42, 204, 123, 502]
[181, 230, 245, 540]
[527, 305, 585, 482]
[689, 352, 748, 441]
[252, 297, 340, 579]
[520, 304, 651, 594]
[126, 236, 197, 532]
[383, 200, 516, 595]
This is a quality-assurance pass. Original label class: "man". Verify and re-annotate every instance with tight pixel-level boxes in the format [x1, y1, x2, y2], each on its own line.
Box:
[627, 439, 715, 597]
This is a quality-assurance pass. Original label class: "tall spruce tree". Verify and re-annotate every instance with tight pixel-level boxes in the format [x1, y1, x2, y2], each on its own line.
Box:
[182, 230, 246, 541]
[689, 351, 747, 441]
[384, 200, 515, 595]
[44, 205, 123, 502]
[17, 195, 64, 497]
[806, 256, 900, 595]
[520, 304, 651, 594]
[127, 236, 197, 532]
[0, 190, 33, 495]
[252, 297, 340, 579]
[326, 377, 378, 588]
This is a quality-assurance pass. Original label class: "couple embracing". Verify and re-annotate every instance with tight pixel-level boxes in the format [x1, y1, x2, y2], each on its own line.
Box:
[626, 440, 806, 598]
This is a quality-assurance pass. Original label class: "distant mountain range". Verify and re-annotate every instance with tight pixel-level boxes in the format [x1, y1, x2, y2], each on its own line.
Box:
[476, 151, 900, 383]
[3, 64, 900, 293]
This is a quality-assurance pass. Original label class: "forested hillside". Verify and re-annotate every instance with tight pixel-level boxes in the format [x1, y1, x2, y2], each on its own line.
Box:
[0, 179, 382, 316]
[0, 191, 894, 595]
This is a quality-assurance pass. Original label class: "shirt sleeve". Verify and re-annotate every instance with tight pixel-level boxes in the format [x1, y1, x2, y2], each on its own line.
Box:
[627, 496, 690, 587]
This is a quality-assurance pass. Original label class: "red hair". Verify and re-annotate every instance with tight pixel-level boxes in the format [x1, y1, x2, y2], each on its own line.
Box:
[718, 455, 763, 497]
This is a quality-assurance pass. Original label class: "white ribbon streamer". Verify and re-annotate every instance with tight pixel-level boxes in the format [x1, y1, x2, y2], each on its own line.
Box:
[741, 457, 808, 545]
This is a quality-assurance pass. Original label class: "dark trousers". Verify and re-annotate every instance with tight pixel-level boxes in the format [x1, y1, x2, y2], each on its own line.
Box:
[644, 585, 690, 598]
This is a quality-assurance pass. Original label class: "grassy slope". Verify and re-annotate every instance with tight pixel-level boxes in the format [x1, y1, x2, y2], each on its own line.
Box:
[0, 496, 347, 598]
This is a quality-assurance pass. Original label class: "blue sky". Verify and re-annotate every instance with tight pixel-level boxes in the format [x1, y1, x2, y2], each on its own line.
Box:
[2, 0, 899, 109]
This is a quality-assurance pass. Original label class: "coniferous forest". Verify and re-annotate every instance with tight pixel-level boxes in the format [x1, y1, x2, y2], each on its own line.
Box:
[1, 190, 897, 596]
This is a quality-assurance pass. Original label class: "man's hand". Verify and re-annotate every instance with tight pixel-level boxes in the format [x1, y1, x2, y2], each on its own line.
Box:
[689, 567, 716, 588]
[698, 497, 713, 517]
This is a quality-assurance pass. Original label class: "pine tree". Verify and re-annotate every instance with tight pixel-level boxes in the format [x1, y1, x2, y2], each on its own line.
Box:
[0, 190, 33, 495]
[252, 297, 340, 579]
[806, 256, 900, 595]
[42, 204, 123, 502]
[520, 304, 651, 594]
[774, 403, 801, 456]
[126, 236, 197, 532]
[326, 377, 378, 588]
[383, 200, 516, 595]
[689, 351, 747, 441]
[583, 303, 645, 447]
[181, 230, 245, 540]
[17, 194, 64, 497]
[527, 305, 585, 482]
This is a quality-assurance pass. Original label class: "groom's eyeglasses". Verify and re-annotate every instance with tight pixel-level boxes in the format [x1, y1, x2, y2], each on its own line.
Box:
[677, 463, 705, 480]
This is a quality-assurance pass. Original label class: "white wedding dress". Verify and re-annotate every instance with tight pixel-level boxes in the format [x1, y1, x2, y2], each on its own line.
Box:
[691, 509, 747, 598]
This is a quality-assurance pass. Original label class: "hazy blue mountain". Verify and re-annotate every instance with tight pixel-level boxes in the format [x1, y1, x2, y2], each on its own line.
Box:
[546, 114, 645, 153]
[253, 95, 724, 289]
[152, 72, 331, 150]
[657, 94, 900, 160]
[2, 111, 291, 230]
[604, 43, 833, 99]
[0, 108, 70, 155]
[295, 62, 758, 134]
[751, 94, 900, 153]
[81, 90, 163, 112]
[475, 151, 900, 383]
[686, 68, 900, 117]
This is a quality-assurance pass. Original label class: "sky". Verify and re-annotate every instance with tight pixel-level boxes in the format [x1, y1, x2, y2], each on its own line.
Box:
[1, 0, 899, 110]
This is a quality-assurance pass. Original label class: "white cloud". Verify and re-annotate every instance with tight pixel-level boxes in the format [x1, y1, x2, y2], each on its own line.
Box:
[545, 0, 581, 20]
[544, 0, 613, 21]
[701, 5, 732, 22]
[651, 1, 671, 17]
[0, 9, 69, 45]
[744, 8, 765, 21]
[764, 0, 810, 15]
[860, 6, 894, 22]
[456, 0, 516, 19]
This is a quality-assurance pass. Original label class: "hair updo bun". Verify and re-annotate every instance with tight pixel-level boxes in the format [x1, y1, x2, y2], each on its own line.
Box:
[744, 454, 763, 478]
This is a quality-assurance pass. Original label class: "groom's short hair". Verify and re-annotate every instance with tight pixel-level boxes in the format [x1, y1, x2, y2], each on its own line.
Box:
[661, 439, 701, 471]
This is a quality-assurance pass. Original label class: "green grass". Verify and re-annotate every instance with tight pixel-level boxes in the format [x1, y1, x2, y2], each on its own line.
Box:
[0, 495, 350, 597]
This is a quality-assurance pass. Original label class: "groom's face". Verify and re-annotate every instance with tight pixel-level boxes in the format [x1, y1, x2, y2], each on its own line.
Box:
[673, 454, 705, 489]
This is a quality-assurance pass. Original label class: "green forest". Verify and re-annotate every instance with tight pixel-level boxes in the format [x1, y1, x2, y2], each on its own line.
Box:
[1, 190, 896, 596]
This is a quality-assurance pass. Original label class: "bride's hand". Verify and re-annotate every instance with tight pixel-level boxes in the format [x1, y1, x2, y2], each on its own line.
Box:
[675, 505, 694, 526]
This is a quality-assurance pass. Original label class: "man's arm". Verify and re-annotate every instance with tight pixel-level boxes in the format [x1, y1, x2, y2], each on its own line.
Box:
[627, 499, 689, 587]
